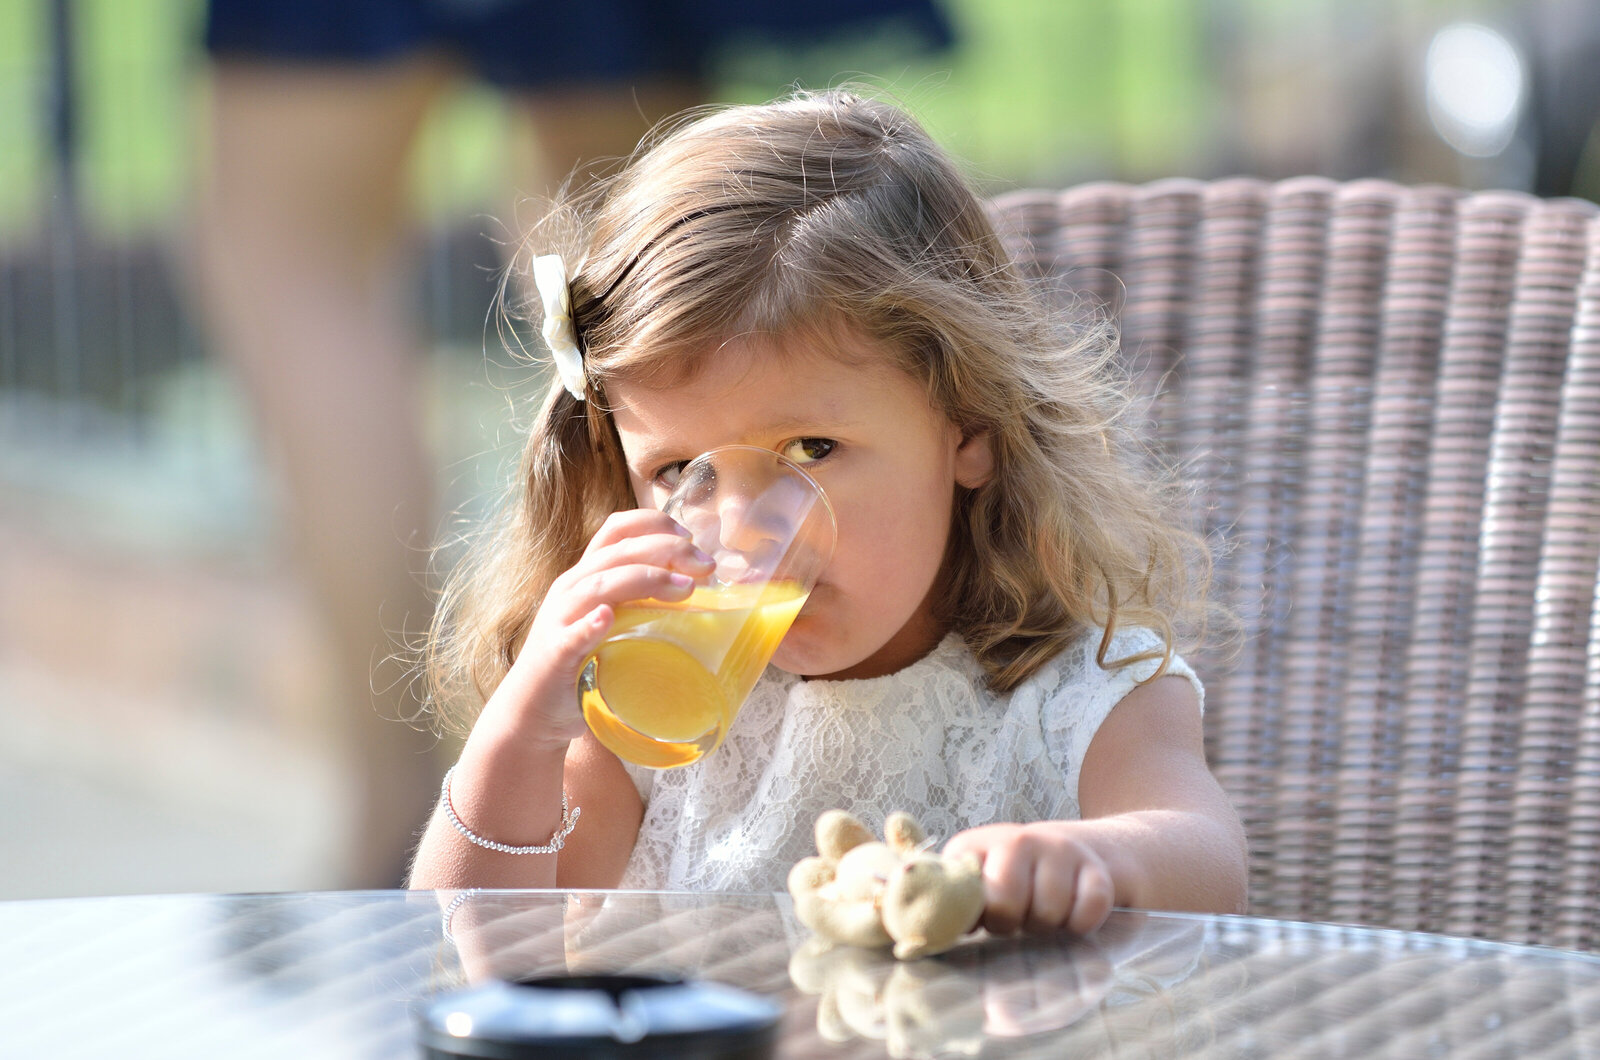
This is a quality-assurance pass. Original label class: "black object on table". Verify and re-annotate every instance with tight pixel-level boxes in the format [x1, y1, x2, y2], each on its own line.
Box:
[417, 973, 780, 1059]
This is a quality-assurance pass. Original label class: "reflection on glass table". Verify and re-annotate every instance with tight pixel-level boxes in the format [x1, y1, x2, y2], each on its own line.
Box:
[1, 889, 1598, 1058]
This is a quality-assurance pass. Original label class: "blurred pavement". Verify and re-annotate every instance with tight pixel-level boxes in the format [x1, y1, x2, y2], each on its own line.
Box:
[0, 506, 351, 897]
[0, 351, 500, 898]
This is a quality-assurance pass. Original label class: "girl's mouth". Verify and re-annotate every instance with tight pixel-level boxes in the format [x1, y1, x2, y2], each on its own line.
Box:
[796, 582, 827, 616]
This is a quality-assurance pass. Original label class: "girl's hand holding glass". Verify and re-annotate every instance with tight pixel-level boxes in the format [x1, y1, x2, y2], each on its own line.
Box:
[578, 446, 836, 769]
[489, 509, 716, 750]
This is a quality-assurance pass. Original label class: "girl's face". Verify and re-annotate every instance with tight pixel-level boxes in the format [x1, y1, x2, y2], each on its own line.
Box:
[608, 330, 993, 681]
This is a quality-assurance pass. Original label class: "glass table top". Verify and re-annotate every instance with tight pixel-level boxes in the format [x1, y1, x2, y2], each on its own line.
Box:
[1, 889, 1598, 1058]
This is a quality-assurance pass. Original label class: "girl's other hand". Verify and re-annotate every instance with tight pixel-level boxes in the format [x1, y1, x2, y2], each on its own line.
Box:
[942, 822, 1116, 938]
[483, 509, 715, 750]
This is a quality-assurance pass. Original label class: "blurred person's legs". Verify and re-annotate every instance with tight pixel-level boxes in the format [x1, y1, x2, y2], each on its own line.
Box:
[193, 10, 703, 888]
[196, 57, 452, 887]
[512, 82, 701, 193]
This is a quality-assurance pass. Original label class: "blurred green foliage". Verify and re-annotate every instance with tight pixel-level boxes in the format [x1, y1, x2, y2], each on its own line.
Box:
[0, 0, 49, 235]
[72, 0, 203, 233]
[0, 0, 1215, 242]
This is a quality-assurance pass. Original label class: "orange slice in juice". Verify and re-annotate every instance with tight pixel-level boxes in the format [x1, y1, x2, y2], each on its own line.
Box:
[593, 637, 725, 743]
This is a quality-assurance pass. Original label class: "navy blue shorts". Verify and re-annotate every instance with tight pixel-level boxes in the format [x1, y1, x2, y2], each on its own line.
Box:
[204, 0, 953, 88]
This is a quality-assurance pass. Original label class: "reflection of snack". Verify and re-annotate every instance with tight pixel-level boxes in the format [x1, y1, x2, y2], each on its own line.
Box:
[789, 932, 1119, 1058]
[787, 810, 985, 959]
[882, 958, 987, 1058]
[789, 937, 984, 1058]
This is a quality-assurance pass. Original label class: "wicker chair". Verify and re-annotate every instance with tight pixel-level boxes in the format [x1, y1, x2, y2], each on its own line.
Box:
[992, 178, 1600, 951]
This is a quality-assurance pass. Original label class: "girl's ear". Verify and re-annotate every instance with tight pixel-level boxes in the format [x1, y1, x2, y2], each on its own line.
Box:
[954, 430, 995, 489]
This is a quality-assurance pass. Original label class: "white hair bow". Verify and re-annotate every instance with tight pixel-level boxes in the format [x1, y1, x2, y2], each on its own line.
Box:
[533, 254, 586, 402]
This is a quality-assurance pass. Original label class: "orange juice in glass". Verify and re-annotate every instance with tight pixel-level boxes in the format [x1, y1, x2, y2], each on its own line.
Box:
[579, 446, 835, 768]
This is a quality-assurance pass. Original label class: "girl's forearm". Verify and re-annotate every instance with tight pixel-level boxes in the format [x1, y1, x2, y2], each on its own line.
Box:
[407, 728, 571, 890]
[1080, 809, 1249, 915]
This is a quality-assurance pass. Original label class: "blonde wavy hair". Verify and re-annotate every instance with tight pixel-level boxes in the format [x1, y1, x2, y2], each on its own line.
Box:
[425, 87, 1219, 735]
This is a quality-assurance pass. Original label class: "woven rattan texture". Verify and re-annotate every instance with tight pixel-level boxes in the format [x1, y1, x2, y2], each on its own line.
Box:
[993, 179, 1600, 951]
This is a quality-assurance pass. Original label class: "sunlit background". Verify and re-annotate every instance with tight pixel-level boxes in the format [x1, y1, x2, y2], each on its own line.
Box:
[2, 0, 1597, 898]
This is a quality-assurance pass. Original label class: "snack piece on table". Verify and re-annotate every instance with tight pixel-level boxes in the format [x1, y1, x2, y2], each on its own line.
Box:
[787, 809, 985, 960]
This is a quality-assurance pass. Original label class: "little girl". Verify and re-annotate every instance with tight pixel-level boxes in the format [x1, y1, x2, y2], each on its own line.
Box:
[408, 89, 1247, 936]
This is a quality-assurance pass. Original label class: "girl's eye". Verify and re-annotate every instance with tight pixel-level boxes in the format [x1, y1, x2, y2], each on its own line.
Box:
[652, 461, 689, 489]
[781, 437, 836, 465]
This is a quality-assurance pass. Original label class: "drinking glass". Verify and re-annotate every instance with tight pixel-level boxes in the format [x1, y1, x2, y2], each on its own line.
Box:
[579, 445, 837, 768]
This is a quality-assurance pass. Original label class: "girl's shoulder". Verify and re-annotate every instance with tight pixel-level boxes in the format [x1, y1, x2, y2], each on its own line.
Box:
[1000, 625, 1203, 775]
[1011, 624, 1204, 716]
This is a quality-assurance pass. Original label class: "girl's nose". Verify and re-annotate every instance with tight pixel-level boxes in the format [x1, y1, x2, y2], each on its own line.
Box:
[712, 490, 788, 580]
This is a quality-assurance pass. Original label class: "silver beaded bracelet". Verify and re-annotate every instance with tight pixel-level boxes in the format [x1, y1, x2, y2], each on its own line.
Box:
[441, 765, 581, 855]
[441, 888, 480, 945]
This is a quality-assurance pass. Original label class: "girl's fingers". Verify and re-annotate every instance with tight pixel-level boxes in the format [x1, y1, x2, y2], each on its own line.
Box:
[490, 602, 615, 748]
[528, 604, 614, 745]
[561, 604, 614, 672]
[572, 564, 697, 614]
[1024, 852, 1079, 933]
[1065, 860, 1115, 936]
[583, 508, 690, 554]
[973, 843, 1031, 937]
[551, 525, 714, 620]
[583, 532, 715, 581]
[948, 825, 1112, 938]
[545, 545, 709, 626]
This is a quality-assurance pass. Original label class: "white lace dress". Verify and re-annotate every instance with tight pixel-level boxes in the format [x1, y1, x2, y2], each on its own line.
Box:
[617, 625, 1202, 892]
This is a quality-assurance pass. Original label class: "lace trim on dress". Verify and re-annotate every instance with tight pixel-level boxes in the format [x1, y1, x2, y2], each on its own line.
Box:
[618, 626, 1199, 892]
